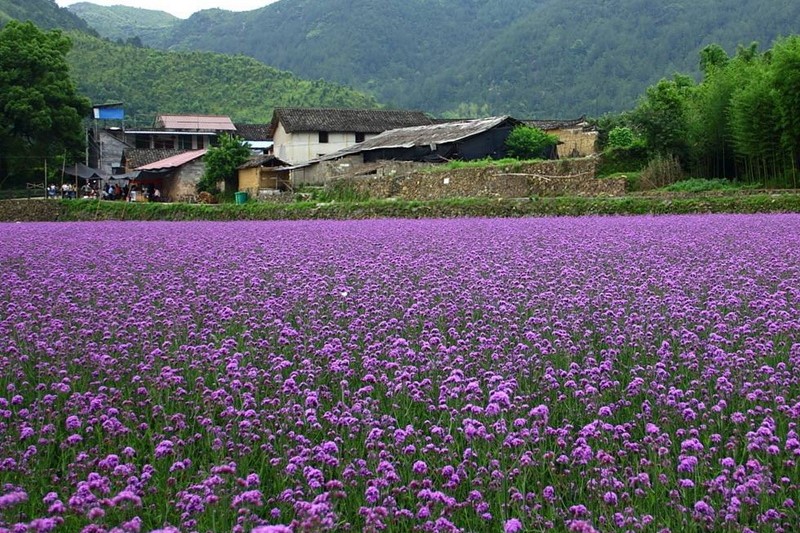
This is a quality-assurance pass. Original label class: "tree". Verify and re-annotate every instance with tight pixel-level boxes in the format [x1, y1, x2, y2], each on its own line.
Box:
[197, 134, 251, 196]
[699, 44, 730, 76]
[504, 125, 559, 160]
[770, 36, 800, 173]
[629, 74, 694, 165]
[0, 21, 90, 188]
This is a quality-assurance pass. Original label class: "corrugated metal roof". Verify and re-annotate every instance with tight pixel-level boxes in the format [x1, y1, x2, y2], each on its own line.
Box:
[336, 116, 517, 155]
[136, 149, 207, 171]
[155, 115, 237, 131]
[270, 108, 434, 134]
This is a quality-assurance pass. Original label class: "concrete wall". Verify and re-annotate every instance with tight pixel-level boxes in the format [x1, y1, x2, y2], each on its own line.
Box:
[330, 158, 625, 200]
[95, 130, 130, 175]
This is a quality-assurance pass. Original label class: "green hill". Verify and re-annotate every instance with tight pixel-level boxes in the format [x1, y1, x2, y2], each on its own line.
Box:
[0, 0, 94, 32]
[69, 0, 800, 117]
[66, 32, 379, 125]
[67, 2, 178, 43]
[0, 0, 380, 125]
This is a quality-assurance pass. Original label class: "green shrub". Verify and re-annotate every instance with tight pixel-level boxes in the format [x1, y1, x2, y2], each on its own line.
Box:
[662, 178, 740, 193]
[607, 126, 636, 148]
[505, 126, 559, 159]
[597, 143, 649, 176]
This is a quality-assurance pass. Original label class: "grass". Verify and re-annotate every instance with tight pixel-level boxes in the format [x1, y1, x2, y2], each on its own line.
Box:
[421, 158, 545, 173]
[661, 178, 749, 193]
[21, 192, 800, 222]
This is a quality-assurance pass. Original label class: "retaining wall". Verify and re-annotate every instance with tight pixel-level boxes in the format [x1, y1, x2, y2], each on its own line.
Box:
[331, 158, 625, 200]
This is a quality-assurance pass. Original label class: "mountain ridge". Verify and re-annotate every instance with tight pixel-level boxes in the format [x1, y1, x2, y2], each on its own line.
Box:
[68, 0, 800, 117]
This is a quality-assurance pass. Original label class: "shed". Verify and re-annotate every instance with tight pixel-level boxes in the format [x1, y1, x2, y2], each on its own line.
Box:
[133, 149, 207, 202]
[237, 154, 291, 194]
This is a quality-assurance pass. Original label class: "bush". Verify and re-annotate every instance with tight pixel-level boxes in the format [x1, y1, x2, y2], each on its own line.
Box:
[662, 178, 740, 193]
[505, 125, 559, 159]
[597, 143, 649, 176]
[639, 154, 684, 190]
[607, 126, 636, 148]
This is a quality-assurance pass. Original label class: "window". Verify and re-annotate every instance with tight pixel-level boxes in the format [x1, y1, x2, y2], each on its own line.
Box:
[355, 132, 365, 143]
[197, 136, 205, 149]
[153, 136, 175, 149]
[319, 131, 329, 143]
[135, 135, 151, 149]
[179, 136, 193, 150]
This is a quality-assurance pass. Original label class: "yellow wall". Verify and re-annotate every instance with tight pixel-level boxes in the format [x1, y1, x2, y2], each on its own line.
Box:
[552, 128, 598, 158]
[238, 167, 260, 192]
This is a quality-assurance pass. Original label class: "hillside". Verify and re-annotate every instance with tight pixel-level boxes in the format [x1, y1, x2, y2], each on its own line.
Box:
[70, 0, 800, 117]
[66, 32, 379, 125]
[0, 0, 94, 32]
[67, 2, 177, 43]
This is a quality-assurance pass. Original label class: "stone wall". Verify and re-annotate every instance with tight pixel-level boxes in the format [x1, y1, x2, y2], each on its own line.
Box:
[330, 158, 625, 200]
[162, 160, 205, 202]
[0, 199, 63, 222]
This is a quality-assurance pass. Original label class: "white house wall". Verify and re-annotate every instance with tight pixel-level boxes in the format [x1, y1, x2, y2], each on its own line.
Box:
[274, 123, 376, 165]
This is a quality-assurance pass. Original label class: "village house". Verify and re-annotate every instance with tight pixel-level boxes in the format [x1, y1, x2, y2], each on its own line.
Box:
[237, 154, 292, 197]
[130, 149, 208, 203]
[525, 117, 598, 158]
[91, 113, 272, 176]
[269, 107, 435, 165]
[289, 116, 523, 185]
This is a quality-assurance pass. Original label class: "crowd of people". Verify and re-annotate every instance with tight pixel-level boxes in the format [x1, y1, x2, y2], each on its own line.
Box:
[47, 182, 162, 202]
[47, 183, 97, 199]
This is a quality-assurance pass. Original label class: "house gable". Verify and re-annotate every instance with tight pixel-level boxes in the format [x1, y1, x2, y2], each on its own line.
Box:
[269, 108, 435, 165]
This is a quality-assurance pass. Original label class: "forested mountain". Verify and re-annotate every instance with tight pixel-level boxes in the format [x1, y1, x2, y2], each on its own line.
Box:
[67, 32, 379, 125]
[0, 0, 94, 33]
[0, 0, 378, 125]
[71, 0, 800, 117]
[67, 2, 177, 43]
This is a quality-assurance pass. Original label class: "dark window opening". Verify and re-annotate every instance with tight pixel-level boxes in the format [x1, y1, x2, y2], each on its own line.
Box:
[135, 135, 151, 149]
[153, 136, 174, 149]
[319, 131, 329, 143]
[355, 132, 365, 143]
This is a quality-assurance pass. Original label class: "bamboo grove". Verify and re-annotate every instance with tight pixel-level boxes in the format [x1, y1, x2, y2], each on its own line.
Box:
[625, 36, 800, 187]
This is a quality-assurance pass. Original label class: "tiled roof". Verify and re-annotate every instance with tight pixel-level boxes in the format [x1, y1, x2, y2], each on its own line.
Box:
[124, 149, 188, 170]
[238, 154, 290, 170]
[234, 123, 272, 141]
[270, 108, 434, 135]
[135, 150, 207, 171]
[155, 114, 236, 131]
[524, 117, 589, 131]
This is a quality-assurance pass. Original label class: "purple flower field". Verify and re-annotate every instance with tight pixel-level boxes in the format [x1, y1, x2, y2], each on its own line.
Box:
[1, 215, 799, 532]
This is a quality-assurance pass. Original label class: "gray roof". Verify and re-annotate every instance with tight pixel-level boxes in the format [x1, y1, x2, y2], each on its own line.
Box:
[270, 107, 434, 135]
[293, 116, 521, 167]
[523, 116, 590, 131]
[123, 149, 190, 170]
[63, 162, 107, 180]
[234, 123, 272, 141]
[238, 154, 290, 170]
